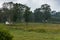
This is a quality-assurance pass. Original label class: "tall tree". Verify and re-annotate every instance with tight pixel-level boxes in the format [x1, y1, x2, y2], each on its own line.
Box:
[34, 4, 51, 22]
[2, 2, 14, 24]
[34, 8, 43, 22]
[40, 4, 51, 22]
[24, 7, 32, 25]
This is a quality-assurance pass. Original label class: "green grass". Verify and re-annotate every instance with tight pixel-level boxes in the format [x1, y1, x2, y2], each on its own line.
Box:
[10, 30, 60, 40]
[1, 23, 60, 40]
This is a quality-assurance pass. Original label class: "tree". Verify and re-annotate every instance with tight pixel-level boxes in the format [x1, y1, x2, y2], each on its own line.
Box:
[12, 3, 19, 22]
[24, 7, 32, 25]
[34, 4, 51, 23]
[28, 11, 34, 22]
[2, 2, 14, 24]
[0, 10, 4, 22]
[40, 4, 51, 22]
[34, 8, 44, 22]
[2, 2, 32, 24]
[1, 8, 9, 23]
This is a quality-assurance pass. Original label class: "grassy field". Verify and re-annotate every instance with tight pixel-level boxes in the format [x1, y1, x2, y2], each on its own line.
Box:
[1, 23, 60, 40]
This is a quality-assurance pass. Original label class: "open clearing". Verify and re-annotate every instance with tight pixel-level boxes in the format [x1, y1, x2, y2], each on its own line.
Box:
[0, 23, 60, 40]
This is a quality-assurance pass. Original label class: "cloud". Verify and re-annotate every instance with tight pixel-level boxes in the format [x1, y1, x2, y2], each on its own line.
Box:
[0, 0, 60, 12]
[27, 0, 60, 12]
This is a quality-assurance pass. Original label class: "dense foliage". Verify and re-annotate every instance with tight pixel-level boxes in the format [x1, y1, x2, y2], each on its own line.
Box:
[0, 2, 60, 23]
[0, 30, 13, 40]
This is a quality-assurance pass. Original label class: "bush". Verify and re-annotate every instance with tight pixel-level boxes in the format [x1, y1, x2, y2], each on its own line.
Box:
[0, 30, 13, 40]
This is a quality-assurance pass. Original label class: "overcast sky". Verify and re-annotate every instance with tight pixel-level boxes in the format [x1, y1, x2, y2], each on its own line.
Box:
[0, 0, 60, 12]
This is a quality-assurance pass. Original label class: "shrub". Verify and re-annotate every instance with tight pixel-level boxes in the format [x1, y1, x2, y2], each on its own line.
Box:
[0, 30, 13, 40]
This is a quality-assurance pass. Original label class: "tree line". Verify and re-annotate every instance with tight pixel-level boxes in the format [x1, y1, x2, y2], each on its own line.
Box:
[0, 2, 60, 23]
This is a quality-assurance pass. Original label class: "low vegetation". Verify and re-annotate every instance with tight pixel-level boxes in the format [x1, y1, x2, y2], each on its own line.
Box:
[7, 23, 60, 33]
[0, 23, 60, 40]
[0, 24, 13, 40]
[0, 29, 13, 40]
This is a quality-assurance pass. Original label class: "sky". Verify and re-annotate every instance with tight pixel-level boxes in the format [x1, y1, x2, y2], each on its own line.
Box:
[0, 0, 60, 12]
